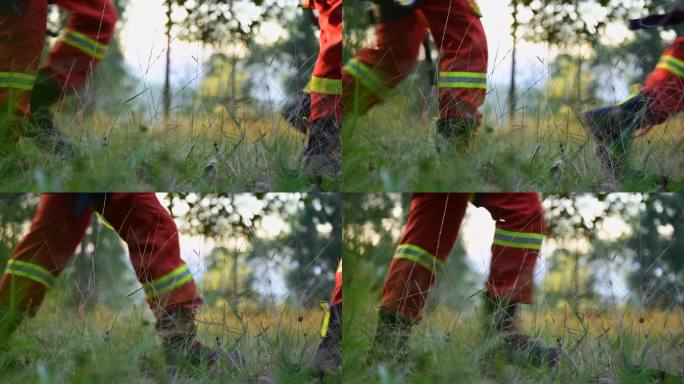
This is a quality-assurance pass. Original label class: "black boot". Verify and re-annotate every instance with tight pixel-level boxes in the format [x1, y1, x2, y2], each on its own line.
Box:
[482, 292, 561, 368]
[24, 69, 74, 159]
[156, 308, 238, 369]
[583, 92, 655, 181]
[367, 308, 414, 364]
[435, 118, 478, 154]
[303, 117, 341, 178]
[282, 93, 311, 135]
[313, 302, 342, 374]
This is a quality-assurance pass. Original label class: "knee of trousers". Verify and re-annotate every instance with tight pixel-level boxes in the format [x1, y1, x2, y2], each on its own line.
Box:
[69, 0, 118, 42]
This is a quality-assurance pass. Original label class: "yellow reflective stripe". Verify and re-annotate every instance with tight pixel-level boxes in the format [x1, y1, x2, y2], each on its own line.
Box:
[393, 243, 442, 274]
[5, 260, 56, 289]
[303, 79, 312, 94]
[143, 264, 193, 298]
[343, 58, 391, 100]
[62, 29, 108, 60]
[466, 0, 482, 17]
[0, 72, 36, 91]
[440, 72, 486, 78]
[656, 55, 684, 78]
[95, 212, 116, 231]
[493, 228, 543, 250]
[438, 82, 488, 89]
[320, 301, 331, 337]
[439, 71, 487, 89]
[310, 76, 342, 95]
[336, 260, 342, 274]
[618, 91, 640, 107]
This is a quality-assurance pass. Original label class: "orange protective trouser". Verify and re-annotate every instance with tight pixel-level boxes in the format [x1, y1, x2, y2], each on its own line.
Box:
[641, 36, 684, 125]
[342, 0, 488, 121]
[0, 193, 203, 318]
[0, 0, 117, 116]
[309, 0, 342, 123]
[381, 193, 545, 321]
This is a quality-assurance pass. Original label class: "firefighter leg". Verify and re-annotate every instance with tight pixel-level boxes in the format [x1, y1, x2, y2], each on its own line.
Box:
[96, 193, 232, 368]
[314, 259, 343, 374]
[26, 0, 117, 157]
[304, 0, 343, 178]
[0, 1, 47, 146]
[370, 193, 470, 362]
[475, 193, 560, 367]
[641, 37, 684, 124]
[418, 0, 488, 152]
[0, 194, 91, 347]
[342, 6, 425, 117]
[583, 37, 684, 181]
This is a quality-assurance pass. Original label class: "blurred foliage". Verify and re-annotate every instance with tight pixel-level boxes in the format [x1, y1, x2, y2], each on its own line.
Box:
[342, 1, 371, 57]
[0, 194, 39, 270]
[167, 0, 317, 108]
[626, 193, 684, 307]
[166, 193, 341, 307]
[198, 53, 251, 114]
[244, 10, 318, 97]
[588, 0, 684, 94]
[544, 193, 683, 307]
[169, 0, 296, 45]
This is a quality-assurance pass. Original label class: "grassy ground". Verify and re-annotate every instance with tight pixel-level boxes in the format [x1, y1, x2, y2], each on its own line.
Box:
[343, 254, 684, 383]
[0, 108, 337, 192]
[342, 98, 684, 192]
[0, 298, 336, 383]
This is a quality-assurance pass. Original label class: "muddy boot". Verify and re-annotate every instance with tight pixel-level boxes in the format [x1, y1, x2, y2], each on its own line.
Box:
[303, 117, 341, 178]
[367, 308, 414, 364]
[156, 308, 224, 369]
[436, 118, 478, 154]
[313, 302, 342, 375]
[483, 292, 561, 368]
[583, 93, 655, 182]
[24, 69, 74, 159]
[282, 93, 311, 135]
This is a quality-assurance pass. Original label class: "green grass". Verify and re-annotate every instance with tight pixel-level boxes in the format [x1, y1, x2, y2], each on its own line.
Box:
[0, 298, 336, 383]
[342, 99, 684, 192]
[343, 250, 684, 383]
[0, 110, 338, 192]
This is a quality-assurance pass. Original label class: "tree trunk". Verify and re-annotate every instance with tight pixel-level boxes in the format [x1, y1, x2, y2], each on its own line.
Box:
[572, 251, 580, 306]
[163, 1, 172, 128]
[508, 0, 518, 127]
[231, 252, 239, 305]
[230, 56, 238, 115]
[574, 0, 582, 103]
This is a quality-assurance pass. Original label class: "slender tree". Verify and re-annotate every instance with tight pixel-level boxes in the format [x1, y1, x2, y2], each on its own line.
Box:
[163, 0, 173, 127]
[508, 0, 520, 125]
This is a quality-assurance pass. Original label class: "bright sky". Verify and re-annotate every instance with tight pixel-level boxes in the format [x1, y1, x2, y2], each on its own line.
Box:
[120, 0, 287, 86]
[121, 0, 210, 86]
